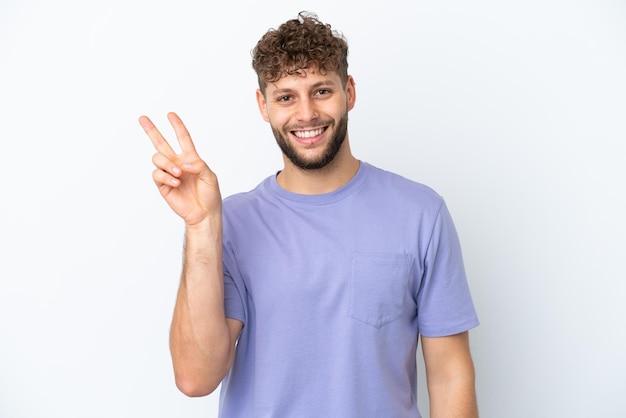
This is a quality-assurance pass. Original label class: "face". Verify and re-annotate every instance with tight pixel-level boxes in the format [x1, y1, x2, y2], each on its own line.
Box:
[256, 69, 356, 171]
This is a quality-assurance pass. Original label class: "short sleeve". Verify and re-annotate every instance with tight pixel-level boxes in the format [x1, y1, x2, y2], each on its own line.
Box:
[223, 244, 247, 326]
[416, 201, 479, 337]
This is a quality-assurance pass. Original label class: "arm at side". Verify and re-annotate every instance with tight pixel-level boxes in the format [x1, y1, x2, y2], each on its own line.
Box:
[421, 331, 479, 418]
[169, 216, 243, 397]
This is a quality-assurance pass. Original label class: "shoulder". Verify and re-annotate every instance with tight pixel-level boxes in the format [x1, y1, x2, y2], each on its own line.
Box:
[222, 175, 273, 213]
[220, 179, 274, 237]
[362, 162, 444, 208]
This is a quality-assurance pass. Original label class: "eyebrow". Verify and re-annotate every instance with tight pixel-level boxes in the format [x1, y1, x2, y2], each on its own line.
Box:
[269, 79, 339, 96]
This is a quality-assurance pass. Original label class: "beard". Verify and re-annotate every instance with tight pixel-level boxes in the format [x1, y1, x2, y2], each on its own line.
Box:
[271, 113, 349, 170]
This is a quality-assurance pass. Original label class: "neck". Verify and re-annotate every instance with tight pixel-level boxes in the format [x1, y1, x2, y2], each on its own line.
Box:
[276, 142, 360, 195]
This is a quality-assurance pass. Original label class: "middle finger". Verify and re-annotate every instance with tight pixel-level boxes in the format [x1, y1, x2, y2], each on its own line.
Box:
[139, 115, 177, 158]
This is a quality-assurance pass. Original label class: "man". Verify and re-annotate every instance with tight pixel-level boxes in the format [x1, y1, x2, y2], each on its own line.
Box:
[140, 12, 479, 418]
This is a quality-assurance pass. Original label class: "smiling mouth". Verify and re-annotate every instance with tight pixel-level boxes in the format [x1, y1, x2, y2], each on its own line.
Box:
[292, 127, 326, 139]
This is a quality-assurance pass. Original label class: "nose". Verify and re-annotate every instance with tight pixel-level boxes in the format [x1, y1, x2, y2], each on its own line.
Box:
[295, 97, 318, 122]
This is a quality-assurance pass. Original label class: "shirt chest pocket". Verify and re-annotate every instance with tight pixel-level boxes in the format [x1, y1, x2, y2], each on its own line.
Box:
[349, 252, 413, 329]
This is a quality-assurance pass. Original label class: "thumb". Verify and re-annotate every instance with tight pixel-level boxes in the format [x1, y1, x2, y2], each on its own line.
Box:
[181, 159, 218, 184]
[180, 159, 211, 175]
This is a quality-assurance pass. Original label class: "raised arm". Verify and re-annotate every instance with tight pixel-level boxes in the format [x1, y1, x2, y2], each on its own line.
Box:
[421, 331, 479, 418]
[139, 112, 243, 396]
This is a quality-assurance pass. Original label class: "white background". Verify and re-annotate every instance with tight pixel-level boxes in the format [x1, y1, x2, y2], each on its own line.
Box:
[1, 0, 625, 417]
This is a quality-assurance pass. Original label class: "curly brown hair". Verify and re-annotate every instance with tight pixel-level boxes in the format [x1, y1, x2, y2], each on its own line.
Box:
[251, 12, 349, 94]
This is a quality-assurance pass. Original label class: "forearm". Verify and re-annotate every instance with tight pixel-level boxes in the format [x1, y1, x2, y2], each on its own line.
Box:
[170, 215, 233, 396]
[428, 370, 478, 418]
[422, 332, 479, 418]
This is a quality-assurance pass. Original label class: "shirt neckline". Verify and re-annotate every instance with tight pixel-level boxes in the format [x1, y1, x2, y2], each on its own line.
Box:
[265, 161, 370, 205]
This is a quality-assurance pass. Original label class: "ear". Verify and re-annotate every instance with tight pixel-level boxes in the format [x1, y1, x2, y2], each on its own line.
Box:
[256, 89, 270, 122]
[346, 75, 356, 111]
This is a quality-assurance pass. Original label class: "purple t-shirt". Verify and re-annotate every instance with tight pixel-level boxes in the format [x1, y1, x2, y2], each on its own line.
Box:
[219, 162, 478, 417]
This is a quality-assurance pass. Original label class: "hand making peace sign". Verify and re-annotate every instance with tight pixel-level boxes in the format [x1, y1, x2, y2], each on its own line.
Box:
[139, 112, 222, 227]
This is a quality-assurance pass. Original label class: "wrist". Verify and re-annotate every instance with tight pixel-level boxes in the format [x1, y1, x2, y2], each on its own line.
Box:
[185, 214, 222, 239]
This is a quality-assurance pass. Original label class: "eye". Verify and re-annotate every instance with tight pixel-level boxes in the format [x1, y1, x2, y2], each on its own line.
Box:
[276, 95, 292, 102]
[316, 89, 331, 96]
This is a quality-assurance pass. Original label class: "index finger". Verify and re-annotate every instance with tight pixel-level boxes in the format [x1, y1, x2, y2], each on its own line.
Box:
[167, 112, 198, 156]
[138, 114, 177, 158]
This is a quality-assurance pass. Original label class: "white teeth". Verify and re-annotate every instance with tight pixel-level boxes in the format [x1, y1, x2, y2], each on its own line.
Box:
[294, 128, 324, 138]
